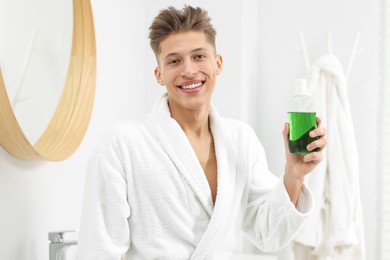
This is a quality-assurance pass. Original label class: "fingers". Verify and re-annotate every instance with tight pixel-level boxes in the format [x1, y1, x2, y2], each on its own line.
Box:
[283, 119, 327, 156]
[303, 149, 323, 164]
[305, 120, 326, 164]
[309, 126, 326, 139]
[307, 136, 327, 152]
[308, 116, 327, 152]
[316, 117, 322, 127]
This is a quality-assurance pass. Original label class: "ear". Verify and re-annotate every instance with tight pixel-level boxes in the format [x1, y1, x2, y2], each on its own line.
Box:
[154, 67, 165, 86]
[216, 54, 223, 75]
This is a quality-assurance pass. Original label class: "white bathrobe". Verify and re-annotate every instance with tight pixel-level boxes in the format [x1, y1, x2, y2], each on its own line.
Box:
[76, 94, 313, 260]
[292, 54, 365, 260]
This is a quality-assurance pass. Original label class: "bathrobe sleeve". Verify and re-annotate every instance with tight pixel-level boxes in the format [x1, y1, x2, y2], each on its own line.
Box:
[242, 127, 313, 252]
[76, 130, 131, 260]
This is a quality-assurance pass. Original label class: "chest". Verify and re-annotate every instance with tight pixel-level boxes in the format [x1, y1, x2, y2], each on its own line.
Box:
[188, 136, 218, 204]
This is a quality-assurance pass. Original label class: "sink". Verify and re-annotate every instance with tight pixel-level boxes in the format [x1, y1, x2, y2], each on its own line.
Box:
[230, 254, 278, 260]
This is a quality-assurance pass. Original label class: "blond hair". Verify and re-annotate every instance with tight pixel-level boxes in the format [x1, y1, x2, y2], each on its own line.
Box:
[148, 5, 217, 57]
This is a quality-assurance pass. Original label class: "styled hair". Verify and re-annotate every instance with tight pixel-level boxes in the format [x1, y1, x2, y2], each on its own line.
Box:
[148, 5, 217, 58]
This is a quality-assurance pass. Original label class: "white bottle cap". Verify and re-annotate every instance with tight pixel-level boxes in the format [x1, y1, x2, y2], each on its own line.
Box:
[294, 79, 308, 96]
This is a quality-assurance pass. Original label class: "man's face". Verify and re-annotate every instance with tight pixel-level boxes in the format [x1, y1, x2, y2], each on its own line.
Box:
[154, 30, 222, 112]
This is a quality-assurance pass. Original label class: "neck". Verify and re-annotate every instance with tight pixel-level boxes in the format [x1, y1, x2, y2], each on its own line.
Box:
[168, 102, 211, 138]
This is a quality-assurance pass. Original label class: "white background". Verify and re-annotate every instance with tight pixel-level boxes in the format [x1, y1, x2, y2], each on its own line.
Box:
[0, 0, 380, 259]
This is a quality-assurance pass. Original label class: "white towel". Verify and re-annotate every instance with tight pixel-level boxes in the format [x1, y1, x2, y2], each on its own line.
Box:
[76, 94, 313, 259]
[292, 54, 365, 260]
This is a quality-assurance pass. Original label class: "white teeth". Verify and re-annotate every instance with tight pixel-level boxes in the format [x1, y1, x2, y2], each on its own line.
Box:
[181, 82, 202, 89]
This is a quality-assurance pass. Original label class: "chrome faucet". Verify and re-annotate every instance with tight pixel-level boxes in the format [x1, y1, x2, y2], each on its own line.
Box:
[49, 230, 78, 260]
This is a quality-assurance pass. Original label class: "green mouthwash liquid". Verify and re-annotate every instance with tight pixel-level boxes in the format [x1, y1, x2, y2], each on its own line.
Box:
[288, 112, 318, 154]
[287, 79, 318, 154]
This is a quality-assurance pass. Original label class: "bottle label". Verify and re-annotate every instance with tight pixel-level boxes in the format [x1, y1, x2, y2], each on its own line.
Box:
[288, 112, 318, 154]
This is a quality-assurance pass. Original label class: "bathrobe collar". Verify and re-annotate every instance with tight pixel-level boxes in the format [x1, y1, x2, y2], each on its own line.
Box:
[147, 94, 239, 258]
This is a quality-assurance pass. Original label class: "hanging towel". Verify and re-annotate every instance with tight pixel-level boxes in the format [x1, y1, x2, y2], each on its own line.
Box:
[292, 54, 365, 260]
[76, 93, 313, 260]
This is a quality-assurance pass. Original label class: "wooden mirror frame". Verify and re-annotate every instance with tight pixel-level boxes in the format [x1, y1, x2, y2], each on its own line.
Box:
[0, 0, 96, 161]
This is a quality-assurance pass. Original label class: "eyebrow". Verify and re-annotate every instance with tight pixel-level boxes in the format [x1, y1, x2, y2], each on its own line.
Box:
[163, 48, 209, 61]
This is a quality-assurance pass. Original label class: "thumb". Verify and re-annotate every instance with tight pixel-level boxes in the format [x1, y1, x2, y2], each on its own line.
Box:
[282, 122, 290, 153]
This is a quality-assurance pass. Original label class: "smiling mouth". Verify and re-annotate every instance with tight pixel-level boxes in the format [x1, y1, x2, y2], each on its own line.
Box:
[178, 81, 204, 90]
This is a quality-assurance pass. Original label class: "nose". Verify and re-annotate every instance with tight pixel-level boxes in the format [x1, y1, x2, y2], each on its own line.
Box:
[181, 59, 197, 77]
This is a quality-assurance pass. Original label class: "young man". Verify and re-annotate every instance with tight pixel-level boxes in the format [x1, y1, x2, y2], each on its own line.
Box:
[76, 5, 326, 260]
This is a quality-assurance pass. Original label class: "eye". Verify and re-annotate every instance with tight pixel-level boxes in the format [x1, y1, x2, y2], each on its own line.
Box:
[167, 59, 180, 65]
[194, 54, 206, 60]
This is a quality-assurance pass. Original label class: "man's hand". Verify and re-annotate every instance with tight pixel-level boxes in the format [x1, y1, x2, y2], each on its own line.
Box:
[282, 117, 327, 206]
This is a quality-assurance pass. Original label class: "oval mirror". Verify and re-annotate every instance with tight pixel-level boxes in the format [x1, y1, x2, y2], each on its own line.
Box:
[0, 0, 96, 161]
[0, 0, 72, 145]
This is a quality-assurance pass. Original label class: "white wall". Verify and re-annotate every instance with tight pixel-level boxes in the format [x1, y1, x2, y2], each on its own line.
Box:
[0, 1, 380, 259]
[0, 1, 146, 259]
[247, 1, 379, 259]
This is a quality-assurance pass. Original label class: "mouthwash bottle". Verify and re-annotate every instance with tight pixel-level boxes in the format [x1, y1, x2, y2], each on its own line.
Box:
[287, 79, 318, 154]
